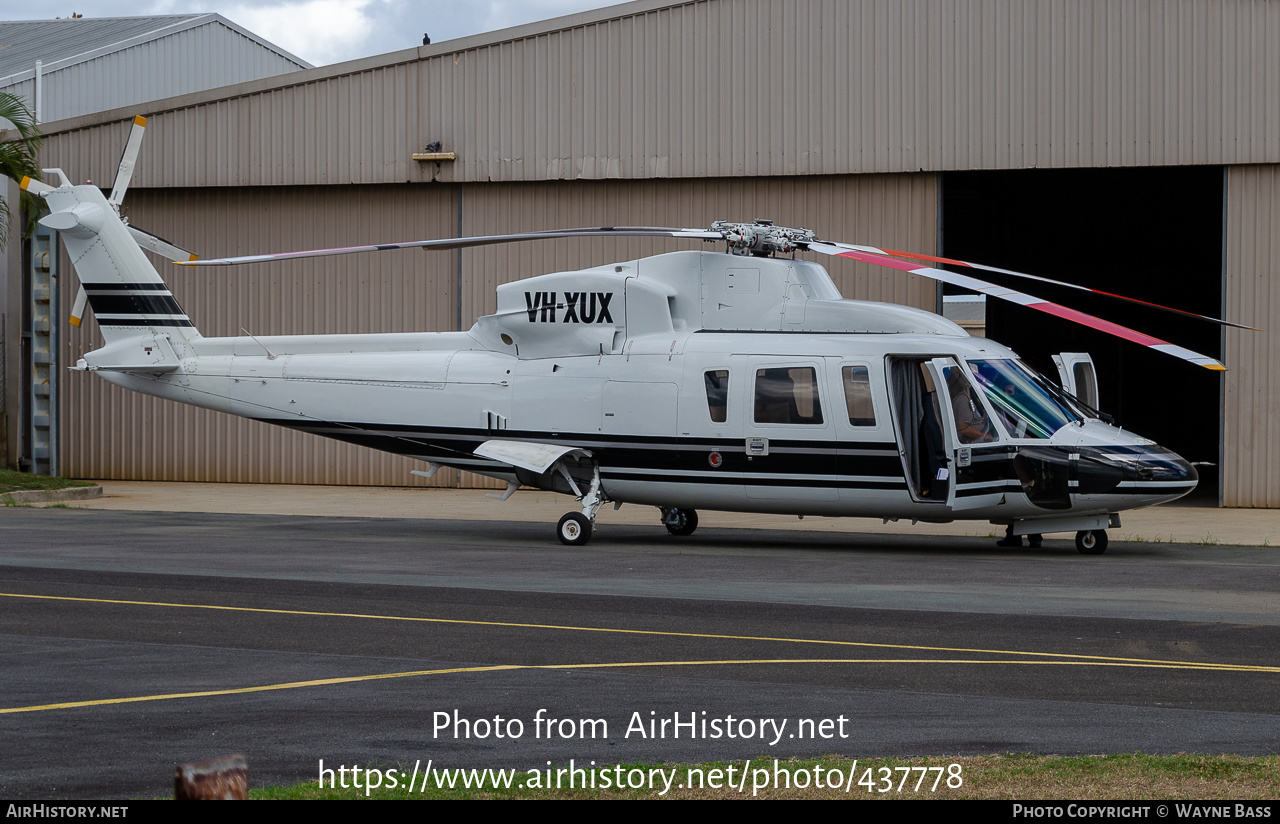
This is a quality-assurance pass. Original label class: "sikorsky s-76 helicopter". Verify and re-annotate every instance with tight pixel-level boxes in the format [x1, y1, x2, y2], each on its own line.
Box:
[20, 117, 1252, 552]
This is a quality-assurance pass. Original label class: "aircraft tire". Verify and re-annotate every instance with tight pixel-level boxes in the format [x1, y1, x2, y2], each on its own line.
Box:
[558, 512, 592, 546]
[665, 508, 699, 537]
[1075, 529, 1108, 555]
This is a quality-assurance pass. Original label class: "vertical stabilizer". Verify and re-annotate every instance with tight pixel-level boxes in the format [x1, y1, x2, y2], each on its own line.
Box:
[27, 177, 200, 344]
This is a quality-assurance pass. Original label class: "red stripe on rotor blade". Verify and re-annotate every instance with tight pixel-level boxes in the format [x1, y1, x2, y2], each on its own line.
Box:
[838, 247, 1169, 348]
[835, 249, 919, 271]
[879, 248, 973, 268]
[1089, 288, 1218, 320]
[1032, 303, 1165, 346]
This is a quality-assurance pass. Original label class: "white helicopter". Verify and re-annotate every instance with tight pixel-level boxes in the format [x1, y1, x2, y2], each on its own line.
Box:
[20, 117, 1252, 552]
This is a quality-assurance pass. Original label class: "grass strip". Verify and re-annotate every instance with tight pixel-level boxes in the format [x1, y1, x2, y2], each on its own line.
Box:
[0, 469, 95, 493]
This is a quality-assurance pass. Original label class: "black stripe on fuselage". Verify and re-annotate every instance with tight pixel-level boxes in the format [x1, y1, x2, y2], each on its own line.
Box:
[957, 451, 1017, 485]
[252, 418, 1190, 503]
[95, 317, 195, 327]
[601, 470, 907, 490]
[86, 294, 186, 315]
[80, 282, 172, 292]
[81, 282, 189, 325]
[252, 418, 906, 480]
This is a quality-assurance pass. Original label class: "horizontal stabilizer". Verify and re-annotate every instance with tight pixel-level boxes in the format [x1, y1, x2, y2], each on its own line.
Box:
[79, 334, 184, 373]
[475, 440, 592, 474]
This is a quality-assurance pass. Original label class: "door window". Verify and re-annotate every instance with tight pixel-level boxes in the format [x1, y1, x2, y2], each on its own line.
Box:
[842, 365, 876, 427]
[754, 367, 824, 425]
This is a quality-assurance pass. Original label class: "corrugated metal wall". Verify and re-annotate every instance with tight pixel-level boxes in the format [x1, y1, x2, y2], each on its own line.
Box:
[1223, 165, 1280, 508]
[38, 0, 1280, 187]
[58, 173, 937, 485]
[2, 21, 306, 124]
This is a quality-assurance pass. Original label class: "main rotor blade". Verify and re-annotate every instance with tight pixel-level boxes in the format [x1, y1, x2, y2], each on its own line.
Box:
[823, 241, 1256, 331]
[526, 226, 709, 234]
[178, 228, 720, 267]
[109, 115, 147, 209]
[807, 241, 1227, 371]
[129, 225, 197, 262]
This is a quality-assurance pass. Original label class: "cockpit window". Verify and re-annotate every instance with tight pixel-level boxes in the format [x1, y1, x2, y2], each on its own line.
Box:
[968, 359, 1080, 439]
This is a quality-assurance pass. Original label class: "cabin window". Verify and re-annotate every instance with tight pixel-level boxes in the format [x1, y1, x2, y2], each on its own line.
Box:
[842, 365, 876, 426]
[704, 369, 729, 423]
[754, 367, 824, 425]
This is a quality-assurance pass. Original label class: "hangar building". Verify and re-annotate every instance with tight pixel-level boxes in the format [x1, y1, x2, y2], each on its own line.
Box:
[0, 14, 310, 122]
[9, 0, 1280, 507]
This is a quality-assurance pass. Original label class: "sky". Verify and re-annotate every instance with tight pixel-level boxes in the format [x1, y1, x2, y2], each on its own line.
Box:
[0, 0, 624, 66]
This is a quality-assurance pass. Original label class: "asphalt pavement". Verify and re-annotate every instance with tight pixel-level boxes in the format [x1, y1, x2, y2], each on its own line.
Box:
[0, 488, 1276, 800]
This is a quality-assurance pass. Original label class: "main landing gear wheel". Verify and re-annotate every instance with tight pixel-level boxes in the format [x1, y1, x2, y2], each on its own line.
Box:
[1075, 529, 1108, 555]
[558, 512, 592, 546]
[662, 507, 699, 536]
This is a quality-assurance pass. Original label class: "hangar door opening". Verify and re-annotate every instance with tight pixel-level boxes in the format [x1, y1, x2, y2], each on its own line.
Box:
[941, 167, 1223, 502]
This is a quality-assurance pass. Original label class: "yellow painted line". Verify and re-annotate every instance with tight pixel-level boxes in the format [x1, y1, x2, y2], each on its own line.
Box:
[4, 591, 1274, 674]
[0, 665, 521, 714]
[2, 656, 1271, 715]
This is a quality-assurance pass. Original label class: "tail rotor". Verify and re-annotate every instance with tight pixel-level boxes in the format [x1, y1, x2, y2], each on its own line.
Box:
[59, 115, 197, 328]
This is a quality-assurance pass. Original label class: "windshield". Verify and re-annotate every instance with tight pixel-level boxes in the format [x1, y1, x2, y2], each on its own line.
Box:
[967, 359, 1081, 439]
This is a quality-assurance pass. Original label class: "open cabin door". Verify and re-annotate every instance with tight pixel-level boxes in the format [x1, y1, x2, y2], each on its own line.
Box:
[924, 358, 1008, 512]
[1052, 353, 1100, 410]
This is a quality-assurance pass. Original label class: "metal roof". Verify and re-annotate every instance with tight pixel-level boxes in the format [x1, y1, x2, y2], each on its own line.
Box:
[0, 14, 311, 81]
[36, 0, 1280, 188]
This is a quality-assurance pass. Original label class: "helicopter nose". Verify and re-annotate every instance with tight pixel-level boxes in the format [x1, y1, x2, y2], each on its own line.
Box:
[1122, 445, 1197, 485]
[1075, 444, 1198, 502]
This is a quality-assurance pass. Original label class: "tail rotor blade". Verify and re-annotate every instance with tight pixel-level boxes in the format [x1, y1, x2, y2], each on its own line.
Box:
[19, 175, 55, 196]
[108, 115, 147, 209]
[69, 286, 87, 328]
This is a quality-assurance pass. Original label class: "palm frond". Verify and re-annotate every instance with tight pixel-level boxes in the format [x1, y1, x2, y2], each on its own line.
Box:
[0, 92, 43, 250]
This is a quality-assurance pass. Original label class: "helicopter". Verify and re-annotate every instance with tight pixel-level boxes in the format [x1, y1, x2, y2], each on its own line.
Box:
[18, 117, 1252, 553]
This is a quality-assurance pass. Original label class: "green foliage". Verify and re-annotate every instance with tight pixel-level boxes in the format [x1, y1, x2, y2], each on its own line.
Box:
[0, 468, 95, 492]
[0, 92, 43, 249]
